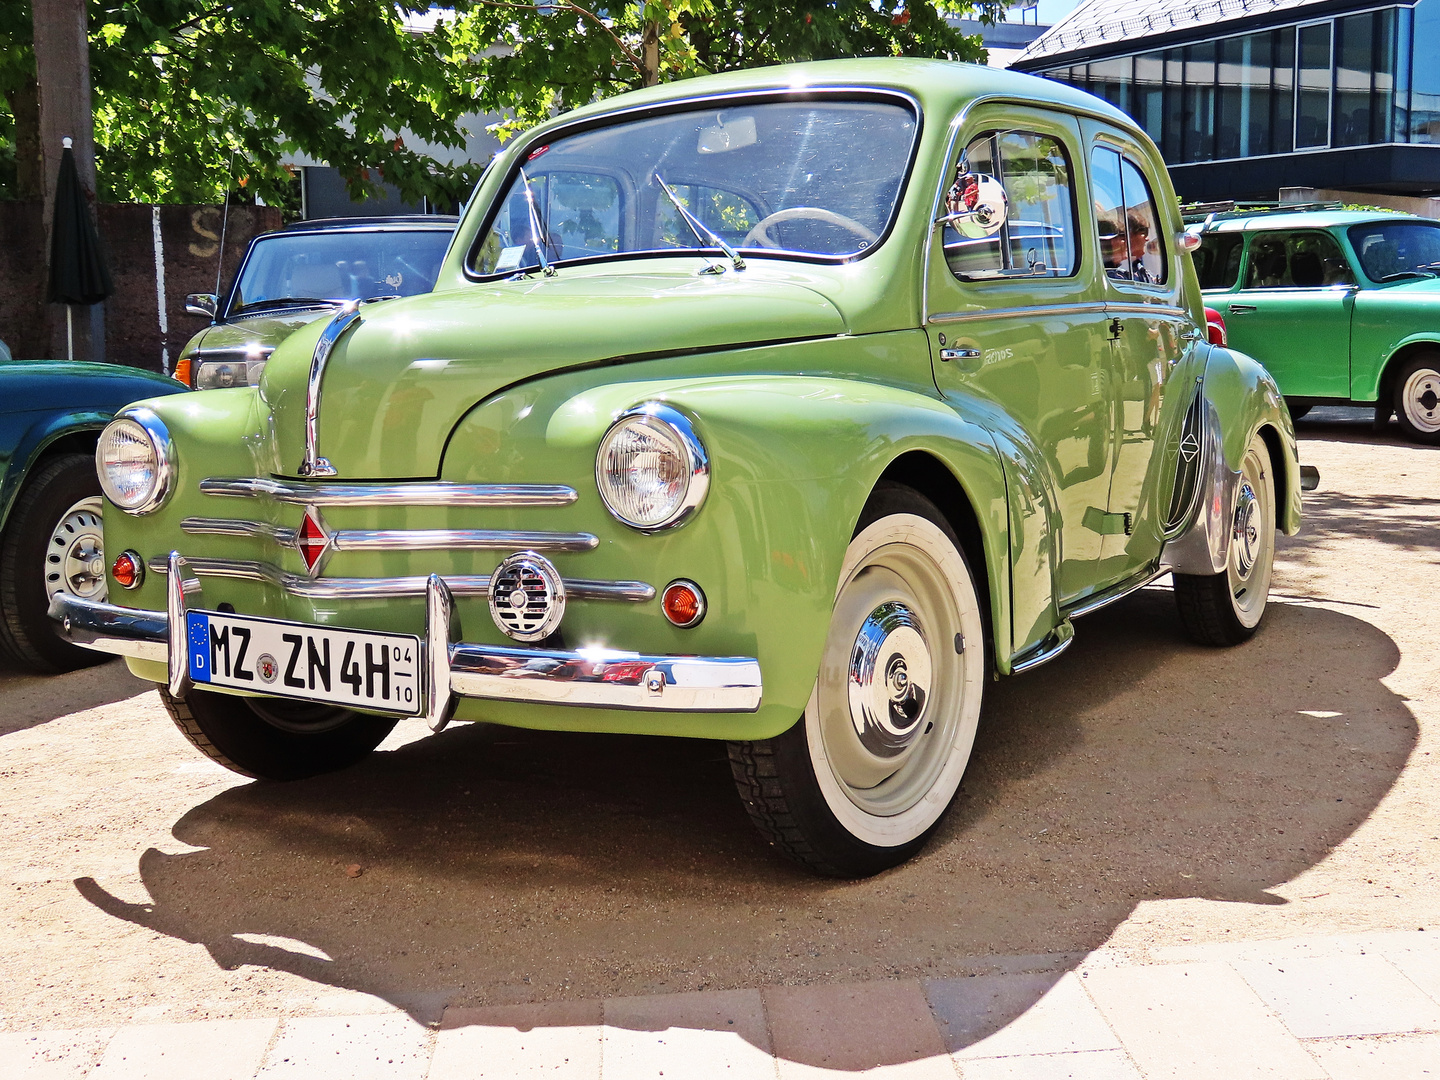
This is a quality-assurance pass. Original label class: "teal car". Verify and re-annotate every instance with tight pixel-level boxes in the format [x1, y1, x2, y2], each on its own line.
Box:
[53, 60, 1302, 876]
[1194, 208, 1440, 442]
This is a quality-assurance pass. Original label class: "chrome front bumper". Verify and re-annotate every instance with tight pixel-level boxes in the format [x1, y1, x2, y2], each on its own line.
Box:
[48, 555, 763, 726]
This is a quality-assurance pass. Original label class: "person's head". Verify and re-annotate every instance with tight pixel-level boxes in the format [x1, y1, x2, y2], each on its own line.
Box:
[1125, 213, 1151, 258]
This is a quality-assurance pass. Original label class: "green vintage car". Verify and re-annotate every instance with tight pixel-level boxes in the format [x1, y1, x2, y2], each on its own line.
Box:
[52, 59, 1303, 877]
[1194, 208, 1440, 442]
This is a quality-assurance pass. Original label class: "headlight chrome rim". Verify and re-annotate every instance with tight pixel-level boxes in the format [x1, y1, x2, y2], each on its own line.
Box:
[595, 402, 709, 532]
[96, 406, 175, 515]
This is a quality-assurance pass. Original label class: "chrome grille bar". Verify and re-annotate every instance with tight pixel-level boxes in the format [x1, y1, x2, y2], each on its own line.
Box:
[145, 556, 653, 603]
[180, 518, 597, 553]
[200, 477, 577, 507]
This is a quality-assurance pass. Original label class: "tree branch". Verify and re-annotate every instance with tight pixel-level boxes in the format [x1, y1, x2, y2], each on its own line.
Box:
[468, 0, 644, 76]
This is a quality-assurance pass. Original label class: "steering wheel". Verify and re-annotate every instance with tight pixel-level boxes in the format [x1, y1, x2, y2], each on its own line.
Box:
[742, 207, 880, 250]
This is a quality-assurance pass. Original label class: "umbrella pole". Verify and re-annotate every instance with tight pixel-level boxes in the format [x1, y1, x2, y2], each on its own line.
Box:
[66, 305, 74, 361]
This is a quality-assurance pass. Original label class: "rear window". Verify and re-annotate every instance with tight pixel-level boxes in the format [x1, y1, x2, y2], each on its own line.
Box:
[1195, 233, 1244, 289]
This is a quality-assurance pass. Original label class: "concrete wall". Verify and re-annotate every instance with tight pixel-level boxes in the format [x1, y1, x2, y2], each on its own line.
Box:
[0, 202, 281, 372]
[1279, 188, 1440, 221]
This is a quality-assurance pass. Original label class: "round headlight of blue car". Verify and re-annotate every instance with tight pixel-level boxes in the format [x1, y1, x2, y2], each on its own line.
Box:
[595, 403, 709, 531]
[96, 408, 175, 514]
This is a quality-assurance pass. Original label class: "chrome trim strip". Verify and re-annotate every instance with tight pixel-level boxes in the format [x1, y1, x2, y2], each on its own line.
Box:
[1104, 303, 1190, 318]
[927, 302, 1108, 325]
[144, 556, 654, 603]
[1064, 565, 1168, 620]
[332, 529, 598, 553]
[200, 477, 578, 507]
[1010, 623, 1074, 673]
[181, 517, 297, 544]
[46, 591, 167, 664]
[299, 300, 362, 478]
[49, 586, 761, 713]
[448, 644, 762, 712]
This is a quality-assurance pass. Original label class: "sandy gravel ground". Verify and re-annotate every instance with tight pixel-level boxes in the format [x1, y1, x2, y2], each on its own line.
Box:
[1, 409, 1436, 1033]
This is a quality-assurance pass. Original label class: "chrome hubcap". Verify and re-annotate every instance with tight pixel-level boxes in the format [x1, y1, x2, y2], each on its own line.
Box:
[45, 497, 106, 604]
[847, 602, 932, 760]
[1402, 368, 1440, 433]
[1232, 482, 1261, 578]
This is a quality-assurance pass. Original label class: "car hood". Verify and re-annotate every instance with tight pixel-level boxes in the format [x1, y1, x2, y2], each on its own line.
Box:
[0, 359, 183, 412]
[191, 308, 336, 356]
[258, 267, 847, 479]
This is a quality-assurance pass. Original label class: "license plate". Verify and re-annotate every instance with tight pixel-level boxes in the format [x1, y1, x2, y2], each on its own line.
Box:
[185, 610, 421, 716]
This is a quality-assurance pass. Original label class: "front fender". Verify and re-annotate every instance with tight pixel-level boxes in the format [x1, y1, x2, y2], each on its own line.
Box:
[1161, 345, 1300, 577]
[443, 366, 1014, 738]
[0, 410, 112, 534]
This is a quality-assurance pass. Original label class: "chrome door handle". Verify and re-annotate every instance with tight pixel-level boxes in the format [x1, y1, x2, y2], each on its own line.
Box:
[1229, 304, 1257, 313]
[940, 348, 981, 362]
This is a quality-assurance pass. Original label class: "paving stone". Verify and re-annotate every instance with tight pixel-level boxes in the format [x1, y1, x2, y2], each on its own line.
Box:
[89, 1018, 277, 1080]
[257, 1013, 431, 1079]
[1306, 1032, 1440, 1078]
[603, 988, 774, 1079]
[430, 1001, 602, 1079]
[956, 1049, 1142, 1080]
[1384, 947, 1440, 1007]
[1082, 961, 1327, 1080]
[926, 971, 1121, 1059]
[0, 1027, 116, 1080]
[1234, 954, 1440, 1038]
[764, 979, 955, 1079]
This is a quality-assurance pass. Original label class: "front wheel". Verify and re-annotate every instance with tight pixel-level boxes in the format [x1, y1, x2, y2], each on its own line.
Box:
[729, 485, 987, 877]
[1174, 432, 1276, 646]
[1393, 353, 1440, 444]
[159, 686, 398, 781]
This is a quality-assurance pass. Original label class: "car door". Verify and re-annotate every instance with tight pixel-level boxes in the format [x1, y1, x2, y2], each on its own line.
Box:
[1213, 229, 1356, 399]
[924, 107, 1117, 612]
[1082, 128, 1196, 576]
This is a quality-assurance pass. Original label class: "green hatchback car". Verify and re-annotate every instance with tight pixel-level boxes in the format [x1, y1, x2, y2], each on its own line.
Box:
[52, 59, 1302, 876]
[1194, 208, 1440, 442]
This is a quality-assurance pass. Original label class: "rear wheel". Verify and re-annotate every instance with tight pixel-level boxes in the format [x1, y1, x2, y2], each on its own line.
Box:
[159, 686, 398, 781]
[0, 453, 110, 672]
[1174, 432, 1276, 646]
[729, 485, 986, 877]
[1393, 353, 1440, 444]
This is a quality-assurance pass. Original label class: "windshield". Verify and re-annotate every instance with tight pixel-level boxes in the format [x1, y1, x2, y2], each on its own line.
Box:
[229, 228, 453, 313]
[1347, 221, 1440, 282]
[471, 97, 919, 276]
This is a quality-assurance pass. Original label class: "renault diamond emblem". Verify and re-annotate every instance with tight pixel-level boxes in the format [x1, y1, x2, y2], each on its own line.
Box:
[297, 505, 333, 576]
[1179, 432, 1200, 463]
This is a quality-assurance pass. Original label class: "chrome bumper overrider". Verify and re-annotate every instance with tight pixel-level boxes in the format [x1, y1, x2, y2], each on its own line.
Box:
[48, 557, 763, 722]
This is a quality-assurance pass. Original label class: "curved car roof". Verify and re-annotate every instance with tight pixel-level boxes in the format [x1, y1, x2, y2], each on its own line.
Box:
[280, 215, 458, 232]
[1200, 210, 1431, 233]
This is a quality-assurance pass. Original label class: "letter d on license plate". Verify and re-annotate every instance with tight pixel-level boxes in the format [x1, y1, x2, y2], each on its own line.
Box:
[185, 610, 421, 715]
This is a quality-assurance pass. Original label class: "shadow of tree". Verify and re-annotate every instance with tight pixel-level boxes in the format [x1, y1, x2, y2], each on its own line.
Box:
[74, 591, 1412, 1064]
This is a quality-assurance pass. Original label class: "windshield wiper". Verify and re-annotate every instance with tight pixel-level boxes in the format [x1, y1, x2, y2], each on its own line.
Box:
[518, 167, 556, 277]
[1375, 270, 1436, 282]
[653, 171, 745, 272]
[234, 296, 340, 315]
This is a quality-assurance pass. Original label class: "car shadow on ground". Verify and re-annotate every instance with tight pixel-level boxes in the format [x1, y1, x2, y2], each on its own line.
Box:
[0, 657, 147, 737]
[72, 587, 1414, 1065]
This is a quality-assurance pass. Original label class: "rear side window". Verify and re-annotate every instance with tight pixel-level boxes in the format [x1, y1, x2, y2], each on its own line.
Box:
[1243, 231, 1354, 289]
[1194, 233, 1244, 289]
[1090, 147, 1168, 285]
[944, 129, 1078, 281]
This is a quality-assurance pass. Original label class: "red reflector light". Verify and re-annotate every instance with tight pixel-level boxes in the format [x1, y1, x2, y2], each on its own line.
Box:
[662, 580, 705, 628]
[111, 550, 144, 590]
[1204, 306, 1227, 347]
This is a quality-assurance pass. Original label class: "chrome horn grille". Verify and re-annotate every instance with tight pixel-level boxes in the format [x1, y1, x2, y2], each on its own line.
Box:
[488, 552, 567, 642]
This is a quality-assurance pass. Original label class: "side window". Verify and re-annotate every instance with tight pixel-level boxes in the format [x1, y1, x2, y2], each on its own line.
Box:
[1194, 233, 1244, 290]
[944, 129, 1077, 281]
[1090, 147, 1168, 285]
[1243, 231, 1355, 289]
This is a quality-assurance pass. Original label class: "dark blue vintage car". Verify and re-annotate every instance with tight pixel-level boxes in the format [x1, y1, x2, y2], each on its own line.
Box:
[0, 360, 186, 671]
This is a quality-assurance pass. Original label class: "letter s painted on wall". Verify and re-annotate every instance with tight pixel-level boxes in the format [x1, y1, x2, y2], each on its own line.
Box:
[189, 208, 221, 258]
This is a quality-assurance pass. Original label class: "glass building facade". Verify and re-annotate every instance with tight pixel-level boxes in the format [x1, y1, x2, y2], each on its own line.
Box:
[1037, 0, 1440, 167]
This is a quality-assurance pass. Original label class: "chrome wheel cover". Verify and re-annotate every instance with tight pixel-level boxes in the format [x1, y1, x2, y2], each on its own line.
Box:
[1227, 441, 1275, 629]
[806, 514, 985, 845]
[1400, 367, 1440, 434]
[45, 497, 106, 605]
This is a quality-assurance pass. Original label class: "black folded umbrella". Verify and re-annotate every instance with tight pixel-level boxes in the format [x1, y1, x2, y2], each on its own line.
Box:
[47, 139, 113, 357]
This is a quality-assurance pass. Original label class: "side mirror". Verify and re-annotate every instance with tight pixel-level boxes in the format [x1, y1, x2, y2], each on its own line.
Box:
[185, 293, 218, 319]
[936, 171, 1008, 239]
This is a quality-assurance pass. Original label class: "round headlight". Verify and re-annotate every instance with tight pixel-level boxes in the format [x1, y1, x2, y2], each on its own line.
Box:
[595, 403, 709, 531]
[96, 408, 174, 514]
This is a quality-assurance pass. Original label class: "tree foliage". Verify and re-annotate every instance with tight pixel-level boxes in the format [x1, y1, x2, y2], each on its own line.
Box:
[0, 0, 1005, 207]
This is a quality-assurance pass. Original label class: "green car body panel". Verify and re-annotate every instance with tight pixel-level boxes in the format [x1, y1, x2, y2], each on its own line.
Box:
[92, 58, 1299, 740]
[1198, 209, 1440, 405]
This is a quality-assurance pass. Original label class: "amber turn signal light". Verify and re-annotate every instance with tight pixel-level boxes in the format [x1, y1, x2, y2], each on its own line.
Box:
[111, 550, 145, 590]
[661, 579, 705, 628]
[172, 356, 192, 387]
